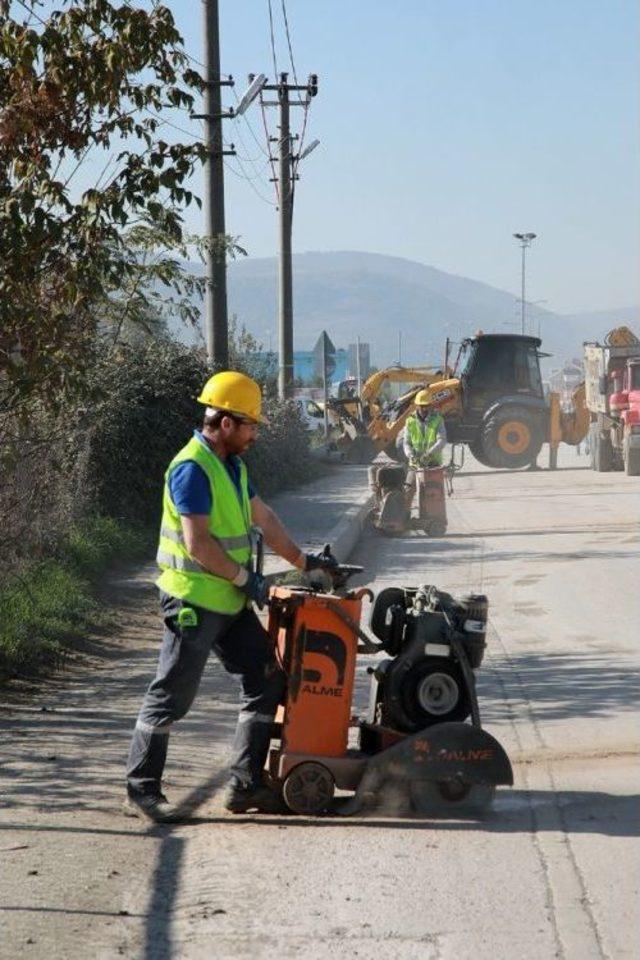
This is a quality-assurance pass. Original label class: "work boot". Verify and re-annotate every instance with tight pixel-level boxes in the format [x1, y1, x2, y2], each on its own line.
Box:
[223, 781, 287, 815]
[123, 789, 184, 823]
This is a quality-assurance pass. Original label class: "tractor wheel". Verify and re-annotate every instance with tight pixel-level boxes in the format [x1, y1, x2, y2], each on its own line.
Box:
[425, 519, 447, 537]
[624, 437, 640, 476]
[593, 430, 613, 472]
[410, 778, 495, 816]
[468, 436, 493, 468]
[282, 762, 335, 815]
[480, 406, 544, 469]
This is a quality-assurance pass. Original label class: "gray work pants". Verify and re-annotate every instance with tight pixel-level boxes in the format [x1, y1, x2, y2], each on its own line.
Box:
[126, 593, 285, 796]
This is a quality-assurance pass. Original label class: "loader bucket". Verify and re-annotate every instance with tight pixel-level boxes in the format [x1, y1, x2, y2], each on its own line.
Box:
[342, 435, 377, 464]
[341, 722, 513, 816]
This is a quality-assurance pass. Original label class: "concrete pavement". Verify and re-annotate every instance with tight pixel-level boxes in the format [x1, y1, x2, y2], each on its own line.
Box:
[0, 465, 372, 960]
[1, 451, 638, 960]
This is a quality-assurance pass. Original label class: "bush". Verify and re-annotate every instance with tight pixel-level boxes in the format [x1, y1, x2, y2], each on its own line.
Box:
[0, 336, 319, 678]
[0, 517, 148, 679]
[80, 338, 318, 523]
[1, 337, 318, 573]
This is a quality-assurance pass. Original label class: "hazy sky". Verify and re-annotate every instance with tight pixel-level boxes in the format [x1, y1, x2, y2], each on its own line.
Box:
[158, 0, 640, 312]
[159, 0, 637, 315]
[26, 0, 638, 314]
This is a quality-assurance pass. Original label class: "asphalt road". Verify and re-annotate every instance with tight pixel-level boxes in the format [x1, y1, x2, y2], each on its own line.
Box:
[1, 448, 638, 959]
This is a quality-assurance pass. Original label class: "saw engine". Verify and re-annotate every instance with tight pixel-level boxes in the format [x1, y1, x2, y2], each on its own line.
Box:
[366, 585, 488, 733]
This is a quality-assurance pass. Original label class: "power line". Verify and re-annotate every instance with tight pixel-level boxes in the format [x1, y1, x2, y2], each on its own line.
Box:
[231, 85, 270, 158]
[223, 141, 272, 179]
[267, 0, 279, 80]
[228, 122, 267, 164]
[224, 157, 277, 207]
[260, 93, 280, 202]
[142, 105, 203, 142]
[280, 0, 299, 88]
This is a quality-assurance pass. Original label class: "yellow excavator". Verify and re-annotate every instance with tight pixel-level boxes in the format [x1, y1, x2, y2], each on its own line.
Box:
[323, 333, 591, 469]
[322, 366, 450, 462]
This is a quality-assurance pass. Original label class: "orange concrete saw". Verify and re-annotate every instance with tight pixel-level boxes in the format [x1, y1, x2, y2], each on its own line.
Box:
[265, 562, 512, 816]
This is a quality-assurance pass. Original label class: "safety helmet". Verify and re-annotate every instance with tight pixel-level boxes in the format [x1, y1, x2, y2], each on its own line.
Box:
[197, 371, 268, 424]
[414, 388, 435, 407]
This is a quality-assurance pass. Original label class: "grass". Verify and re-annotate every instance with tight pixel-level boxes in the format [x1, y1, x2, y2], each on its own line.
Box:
[0, 517, 151, 681]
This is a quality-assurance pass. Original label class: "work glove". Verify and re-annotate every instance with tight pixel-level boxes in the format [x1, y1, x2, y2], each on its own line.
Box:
[239, 571, 269, 609]
[304, 544, 339, 573]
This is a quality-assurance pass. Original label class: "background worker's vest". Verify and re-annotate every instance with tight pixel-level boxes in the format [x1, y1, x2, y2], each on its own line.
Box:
[406, 413, 444, 466]
[156, 437, 252, 614]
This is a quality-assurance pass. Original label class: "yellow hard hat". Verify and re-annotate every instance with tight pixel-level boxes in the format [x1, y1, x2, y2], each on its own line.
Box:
[198, 371, 268, 424]
[414, 388, 434, 407]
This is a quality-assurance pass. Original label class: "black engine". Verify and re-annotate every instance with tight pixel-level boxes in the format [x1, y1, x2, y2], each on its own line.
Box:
[366, 585, 488, 733]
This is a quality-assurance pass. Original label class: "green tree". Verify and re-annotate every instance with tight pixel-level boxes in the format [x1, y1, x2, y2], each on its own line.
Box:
[0, 0, 216, 412]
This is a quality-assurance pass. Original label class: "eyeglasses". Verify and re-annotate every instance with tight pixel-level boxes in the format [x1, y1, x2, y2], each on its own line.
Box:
[228, 413, 257, 427]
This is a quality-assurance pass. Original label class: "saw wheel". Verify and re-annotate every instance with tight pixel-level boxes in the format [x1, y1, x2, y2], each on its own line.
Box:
[409, 778, 495, 816]
[283, 762, 335, 815]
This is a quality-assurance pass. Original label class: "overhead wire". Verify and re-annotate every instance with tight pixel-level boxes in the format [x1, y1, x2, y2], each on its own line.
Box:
[14, 0, 46, 27]
[267, 0, 279, 80]
[259, 93, 280, 203]
[224, 157, 277, 207]
[231, 85, 270, 159]
[280, 0, 304, 103]
[142, 105, 203, 142]
[12, 1, 279, 214]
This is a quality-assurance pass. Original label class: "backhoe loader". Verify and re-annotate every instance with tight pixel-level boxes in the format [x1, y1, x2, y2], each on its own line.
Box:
[322, 333, 590, 470]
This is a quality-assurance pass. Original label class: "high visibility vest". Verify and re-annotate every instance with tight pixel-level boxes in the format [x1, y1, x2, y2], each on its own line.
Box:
[156, 436, 252, 614]
[406, 413, 444, 466]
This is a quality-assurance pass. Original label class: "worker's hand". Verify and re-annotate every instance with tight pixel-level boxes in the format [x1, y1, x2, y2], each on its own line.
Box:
[239, 571, 269, 609]
[304, 544, 339, 573]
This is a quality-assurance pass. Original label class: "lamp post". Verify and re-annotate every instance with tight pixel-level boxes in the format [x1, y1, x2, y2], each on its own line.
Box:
[513, 232, 537, 334]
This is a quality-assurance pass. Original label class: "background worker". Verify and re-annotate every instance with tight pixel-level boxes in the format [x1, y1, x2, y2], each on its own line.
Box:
[125, 371, 336, 822]
[402, 391, 448, 512]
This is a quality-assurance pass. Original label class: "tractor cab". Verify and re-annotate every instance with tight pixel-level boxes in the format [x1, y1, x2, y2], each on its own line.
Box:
[456, 334, 545, 422]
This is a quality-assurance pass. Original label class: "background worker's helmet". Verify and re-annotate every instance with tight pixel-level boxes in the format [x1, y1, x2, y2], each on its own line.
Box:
[414, 388, 435, 407]
[198, 371, 268, 424]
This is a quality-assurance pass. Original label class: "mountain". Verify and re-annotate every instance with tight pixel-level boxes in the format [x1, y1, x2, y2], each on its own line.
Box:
[172, 251, 638, 370]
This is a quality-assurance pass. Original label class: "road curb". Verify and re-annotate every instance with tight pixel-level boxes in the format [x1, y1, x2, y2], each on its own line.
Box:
[263, 492, 373, 579]
[328, 494, 374, 563]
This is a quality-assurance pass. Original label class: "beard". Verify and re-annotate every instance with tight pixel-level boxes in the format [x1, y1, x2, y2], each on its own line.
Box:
[228, 432, 255, 456]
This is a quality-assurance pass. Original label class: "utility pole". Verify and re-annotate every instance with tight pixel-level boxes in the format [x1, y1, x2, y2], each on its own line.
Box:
[200, 0, 235, 367]
[262, 73, 319, 400]
[513, 232, 537, 335]
[277, 79, 293, 400]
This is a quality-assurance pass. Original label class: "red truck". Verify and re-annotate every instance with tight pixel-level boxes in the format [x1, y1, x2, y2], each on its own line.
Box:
[584, 328, 640, 476]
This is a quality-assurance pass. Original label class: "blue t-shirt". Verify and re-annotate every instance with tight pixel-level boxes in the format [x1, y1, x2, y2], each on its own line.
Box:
[169, 431, 255, 515]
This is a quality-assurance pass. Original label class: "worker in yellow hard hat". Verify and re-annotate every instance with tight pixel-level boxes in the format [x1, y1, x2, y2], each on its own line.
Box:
[402, 389, 448, 512]
[125, 370, 338, 821]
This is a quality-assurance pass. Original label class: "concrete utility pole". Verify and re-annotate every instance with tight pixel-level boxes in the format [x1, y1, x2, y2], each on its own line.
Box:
[201, 0, 234, 367]
[513, 232, 537, 335]
[277, 79, 293, 400]
[262, 73, 318, 400]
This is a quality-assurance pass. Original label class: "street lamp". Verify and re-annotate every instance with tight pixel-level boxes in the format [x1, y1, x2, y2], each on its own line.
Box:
[513, 232, 537, 335]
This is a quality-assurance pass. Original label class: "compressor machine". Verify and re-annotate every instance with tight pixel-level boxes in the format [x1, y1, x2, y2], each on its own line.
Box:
[266, 560, 512, 815]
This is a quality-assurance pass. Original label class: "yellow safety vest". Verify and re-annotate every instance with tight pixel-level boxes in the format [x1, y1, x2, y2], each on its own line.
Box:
[406, 413, 444, 467]
[156, 436, 252, 613]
